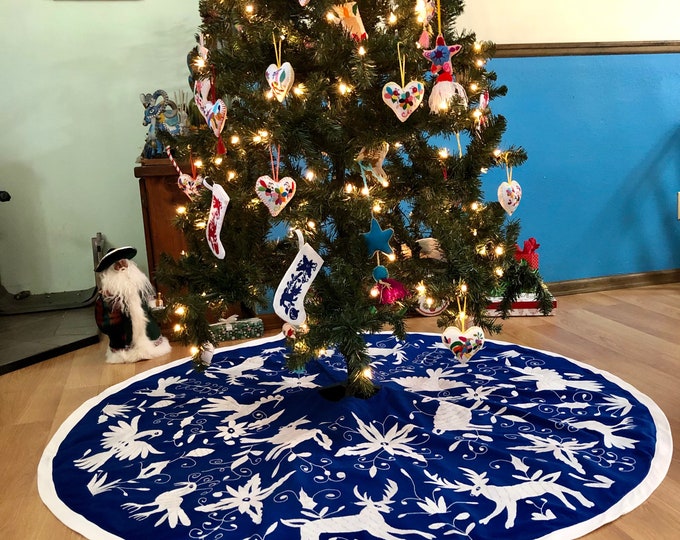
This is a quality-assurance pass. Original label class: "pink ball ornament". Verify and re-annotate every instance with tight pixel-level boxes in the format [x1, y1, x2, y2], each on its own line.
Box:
[376, 278, 409, 305]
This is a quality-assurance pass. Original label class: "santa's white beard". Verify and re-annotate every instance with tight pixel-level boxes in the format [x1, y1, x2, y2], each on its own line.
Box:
[100, 261, 155, 314]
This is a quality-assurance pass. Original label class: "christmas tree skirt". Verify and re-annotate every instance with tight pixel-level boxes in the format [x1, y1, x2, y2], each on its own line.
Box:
[38, 333, 671, 540]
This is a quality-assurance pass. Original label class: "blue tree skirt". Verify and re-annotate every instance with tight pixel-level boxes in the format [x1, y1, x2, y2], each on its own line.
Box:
[38, 333, 671, 539]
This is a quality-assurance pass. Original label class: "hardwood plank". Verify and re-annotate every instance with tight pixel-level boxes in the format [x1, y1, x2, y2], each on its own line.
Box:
[1, 284, 678, 539]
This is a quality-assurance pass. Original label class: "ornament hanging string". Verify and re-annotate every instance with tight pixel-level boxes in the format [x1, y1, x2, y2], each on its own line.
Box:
[269, 145, 281, 181]
[436, 0, 442, 35]
[273, 33, 283, 68]
[456, 289, 468, 332]
[397, 42, 406, 87]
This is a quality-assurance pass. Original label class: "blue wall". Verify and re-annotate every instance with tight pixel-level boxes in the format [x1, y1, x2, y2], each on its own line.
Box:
[483, 53, 680, 282]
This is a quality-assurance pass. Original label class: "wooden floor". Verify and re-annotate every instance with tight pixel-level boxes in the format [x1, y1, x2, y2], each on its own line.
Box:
[1, 283, 678, 539]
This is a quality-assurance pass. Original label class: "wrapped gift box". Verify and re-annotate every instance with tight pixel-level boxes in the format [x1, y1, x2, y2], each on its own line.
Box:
[209, 316, 264, 341]
[486, 293, 557, 317]
[515, 237, 540, 269]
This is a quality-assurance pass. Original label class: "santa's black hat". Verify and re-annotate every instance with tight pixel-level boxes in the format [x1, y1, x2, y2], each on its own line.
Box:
[95, 246, 137, 272]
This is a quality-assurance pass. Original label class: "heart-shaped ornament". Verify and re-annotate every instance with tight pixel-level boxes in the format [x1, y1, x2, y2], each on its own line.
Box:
[382, 81, 425, 122]
[442, 326, 485, 364]
[206, 99, 227, 137]
[255, 175, 296, 216]
[265, 62, 295, 102]
[177, 173, 203, 199]
[497, 179, 522, 215]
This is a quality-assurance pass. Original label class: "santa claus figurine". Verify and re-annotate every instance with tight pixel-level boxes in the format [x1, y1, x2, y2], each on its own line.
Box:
[94, 246, 171, 363]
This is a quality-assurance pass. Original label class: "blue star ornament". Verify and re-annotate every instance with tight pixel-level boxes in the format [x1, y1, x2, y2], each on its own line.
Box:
[362, 218, 394, 257]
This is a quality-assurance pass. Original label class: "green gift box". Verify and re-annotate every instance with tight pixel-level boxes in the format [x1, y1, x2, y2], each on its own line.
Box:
[209, 316, 264, 342]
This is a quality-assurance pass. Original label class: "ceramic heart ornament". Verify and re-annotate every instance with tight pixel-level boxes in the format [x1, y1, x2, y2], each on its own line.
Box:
[194, 79, 227, 137]
[442, 325, 485, 364]
[205, 99, 227, 137]
[265, 62, 295, 102]
[382, 81, 425, 122]
[177, 173, 203, 199]
[497, 179, 522, 215]
[256, 175, 296, 216]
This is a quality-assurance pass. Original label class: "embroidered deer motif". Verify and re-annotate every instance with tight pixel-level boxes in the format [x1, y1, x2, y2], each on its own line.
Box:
[282, 480, 435, 540]
[446, 467, 594, 529]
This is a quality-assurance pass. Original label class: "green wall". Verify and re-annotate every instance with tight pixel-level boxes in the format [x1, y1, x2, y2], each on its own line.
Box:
[0, 0, 200, 294]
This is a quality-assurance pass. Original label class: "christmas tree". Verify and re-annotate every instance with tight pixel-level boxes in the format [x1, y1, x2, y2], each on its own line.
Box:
[157, 0, 552, 398]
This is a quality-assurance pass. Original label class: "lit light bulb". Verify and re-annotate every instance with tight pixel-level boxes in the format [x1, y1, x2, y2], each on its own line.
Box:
[387, 253, 396, 262]
[307, 220, 316, 229]
[438, 101, 448, 111]
[370, 286, 380, 298]
[194, 159, 203, 168]
[495, 267, 504, 277]
[473, 109, 482, 119]
[472, 229, 478, 236]
[258, 130, 269, 138]
[470, 82, 479, 92]
[293, 83, 305, 96]
[173, 323, 182, 332]
[425, 297, 434, 307]
[174, 305, 186, 316]
[245, 5, 254, 15]
[265, 89, 274, 100]
[393, 142, 402, 148]
[214, 156, 223, 165]
[470, 202, 480, 211]
[362, 367, 373, 379]
[230, 135, 240, 145]
[305, 171, 315, 181]
[358, 46, 366, 56]
[474, 42, 482, 52]
[495, 245, 504, 256]
[326, 12, 336, 22]
[476, 59, 485, 67]
[461, 283, 468, 293]
[195, 58, 206, 69]
[438, 148, 449, 159]
[388, 12, 397, 24]
[372, 202, 382, 213]
[195, 221, 207, 229]
[176, 206, 187, 215]
[227, 171, 236, 180]
[361, 186, 370, 196]
[338, 82, 350, 95]
[416, 283, 426, 295]
[380, 178, 389, 188]
[493, 148, 502, 158]
[253, 134, 262, 143]
[345, 183, 355, 193]
[190, 346, 199, 356]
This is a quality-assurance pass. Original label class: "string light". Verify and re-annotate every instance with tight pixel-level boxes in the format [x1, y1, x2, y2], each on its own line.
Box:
[213, 156, 223, 165]
[425, 297, 434, 307]
[230, 135, 240, 145]
[307, 220, 316, 229]
[372, 202, 382, 213]
[345, 183, 355, 193]
[293, 83, 305, 96]
[495, 267, 504, 277]
[265, 89, 274, 100]
[227, 171, 236, 180]
[194, 159, 203, 168]
[438, 148, 449, 159]
[470, 202, 480, 211]
[361, 186, 370, 196]
[379, 178, 389, 188]
[370, 286, 380, 298]
[173, 323, 183, 333]
[358, 46, 366, 56]
[470, 82, 479, 92]
[388, 12, 397, 25]
[415, 283, 426, 295]
[174, 305, 186, 316]
[245, 5, 254, 15]
[338, 81, 351, 95]
[305, 171, 315, 181]
[195, 220, 207, 229]
[494, 245, 505, 256]
[474, 42, 482, 52]
[195, 57, 206, 69]
[190, 346, 199, 356]
[176, 206, 187, 215]
[493, 148, 502, 158]
[475, 59, 485, 68]
[387, 253, 396, 262]
[326, 12, 337, 22]
[361, 367, 373, 379]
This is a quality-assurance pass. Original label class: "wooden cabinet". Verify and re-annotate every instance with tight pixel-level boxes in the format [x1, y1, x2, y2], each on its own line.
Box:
[134, 159, 188, 290]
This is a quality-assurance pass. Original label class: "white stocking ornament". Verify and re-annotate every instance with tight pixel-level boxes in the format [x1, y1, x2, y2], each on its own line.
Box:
[274, 230, 324, 326]
[204, 179, 229, 259]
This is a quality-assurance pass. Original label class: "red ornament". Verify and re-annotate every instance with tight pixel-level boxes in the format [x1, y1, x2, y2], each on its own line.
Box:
[376, 278, 409, 305]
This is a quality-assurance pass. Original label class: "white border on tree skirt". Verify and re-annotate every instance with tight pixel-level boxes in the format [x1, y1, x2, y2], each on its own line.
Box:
[37, 333, 672, 540]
